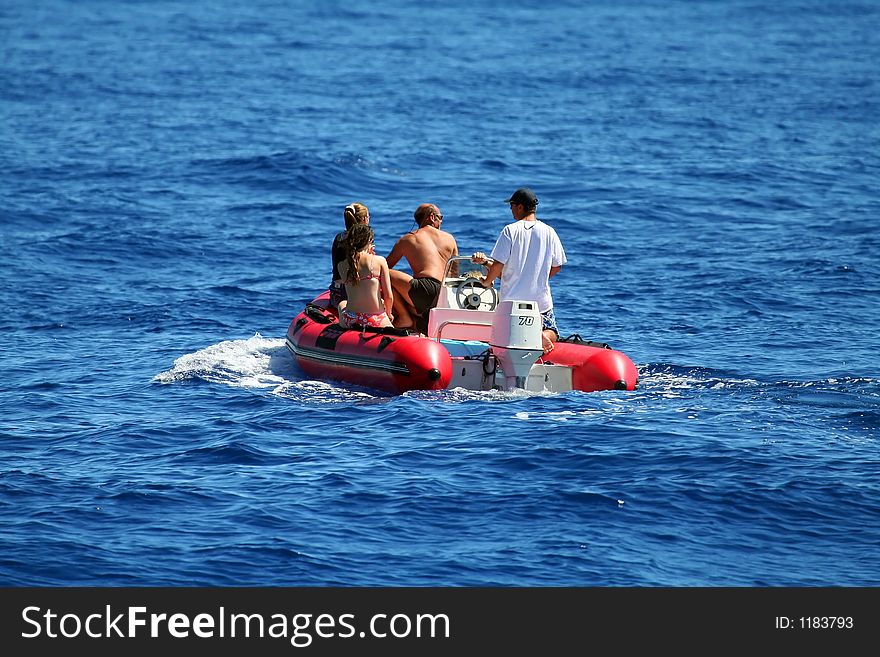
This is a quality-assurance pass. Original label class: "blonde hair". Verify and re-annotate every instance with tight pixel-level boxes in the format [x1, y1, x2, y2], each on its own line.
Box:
[344, 224, 374, 285]
[343, 202, 370, 229]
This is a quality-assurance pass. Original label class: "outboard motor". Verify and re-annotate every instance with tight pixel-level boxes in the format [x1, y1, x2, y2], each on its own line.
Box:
[490, 300, 543, 390]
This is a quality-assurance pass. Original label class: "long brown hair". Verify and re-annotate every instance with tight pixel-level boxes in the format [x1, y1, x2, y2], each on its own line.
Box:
[343, 202, 369, 229]
[344, 224, 374, 285]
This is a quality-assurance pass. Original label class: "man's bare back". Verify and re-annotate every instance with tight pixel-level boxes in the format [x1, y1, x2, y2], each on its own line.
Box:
[387, 225, 457, 280]
[386, 204, 458, 331]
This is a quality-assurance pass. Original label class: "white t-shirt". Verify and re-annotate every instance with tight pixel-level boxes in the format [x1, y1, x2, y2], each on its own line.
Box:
[490, 219, 567, 312]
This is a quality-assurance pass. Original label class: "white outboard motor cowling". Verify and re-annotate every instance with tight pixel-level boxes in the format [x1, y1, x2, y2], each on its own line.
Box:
[490, 300, 543, 389]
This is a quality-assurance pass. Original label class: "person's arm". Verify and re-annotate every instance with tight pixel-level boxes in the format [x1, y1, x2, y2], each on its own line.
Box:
[447, 239, 461, 277]
[331, 234, 345, 284]
[549, 265, 562, 279]
[471, 251, 495, 266]
[481, 259, 503, 288]
[379, 258, 394, 319]
[476, 228, 508, 286]
[386, 238, 405, 269]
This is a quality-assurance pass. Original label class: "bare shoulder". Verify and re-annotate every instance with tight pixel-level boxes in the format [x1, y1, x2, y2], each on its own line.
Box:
[394, 231, 417, 247]
[386, 234, 412, 267]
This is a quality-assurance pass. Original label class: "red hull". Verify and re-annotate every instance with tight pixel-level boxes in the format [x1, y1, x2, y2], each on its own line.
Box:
[543, 340, 639, 392]
[286, 294, 452, 394]
[287, 294, 638, 394]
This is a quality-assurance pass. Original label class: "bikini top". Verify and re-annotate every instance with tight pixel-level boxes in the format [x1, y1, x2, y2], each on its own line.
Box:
[348, 255, 381, 284]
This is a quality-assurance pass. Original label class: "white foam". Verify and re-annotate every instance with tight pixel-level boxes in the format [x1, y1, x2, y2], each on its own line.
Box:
[641, 368, 760, 392]
[153, 333, 290, 388]
[154, 335, 388, 403]
[412, 386, 560, 404]
[273, 379, 378, 403]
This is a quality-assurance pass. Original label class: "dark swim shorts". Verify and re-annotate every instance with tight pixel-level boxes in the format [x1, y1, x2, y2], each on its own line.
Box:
[409, 277, 442, 315]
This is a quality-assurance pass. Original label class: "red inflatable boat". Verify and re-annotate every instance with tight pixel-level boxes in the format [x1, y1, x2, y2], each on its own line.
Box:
[286, 258, 638, 395]
[287, 292, 453, 394]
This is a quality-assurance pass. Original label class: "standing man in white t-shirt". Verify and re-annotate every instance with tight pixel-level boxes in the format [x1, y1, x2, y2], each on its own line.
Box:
[472, 187, 567, 352]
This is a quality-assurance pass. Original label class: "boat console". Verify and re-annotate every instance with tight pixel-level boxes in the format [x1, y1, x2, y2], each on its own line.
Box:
[427, 256, 545, 390]
[435, 256, 499, 312]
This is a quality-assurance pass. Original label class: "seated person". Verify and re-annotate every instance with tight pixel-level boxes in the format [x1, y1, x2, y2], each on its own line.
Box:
[329, 202, 370, 312]
[337, 224, 394, 329]
[386, 203, 458, 333]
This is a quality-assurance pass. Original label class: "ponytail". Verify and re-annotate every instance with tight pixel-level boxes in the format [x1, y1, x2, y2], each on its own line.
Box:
[343, 202, 370, 229]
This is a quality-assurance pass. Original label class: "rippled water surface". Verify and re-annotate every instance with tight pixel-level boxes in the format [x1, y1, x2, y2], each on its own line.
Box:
[2, 0, 878, 586]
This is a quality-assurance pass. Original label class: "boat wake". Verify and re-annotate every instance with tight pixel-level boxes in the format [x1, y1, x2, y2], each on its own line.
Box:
[153, 334, 590, 404]
[153, 334, 293, 389]
[155, 337, 878, 415]
[638, 363, 761, 396]
[640, 363, 878, 395]
[153, 333, 409, 404]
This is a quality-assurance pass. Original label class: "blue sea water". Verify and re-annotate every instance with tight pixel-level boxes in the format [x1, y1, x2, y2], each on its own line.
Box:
[1, 0, 878, 586]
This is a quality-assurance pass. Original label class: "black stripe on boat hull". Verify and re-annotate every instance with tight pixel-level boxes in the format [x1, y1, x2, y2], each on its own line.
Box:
[286, 338, 411, 376]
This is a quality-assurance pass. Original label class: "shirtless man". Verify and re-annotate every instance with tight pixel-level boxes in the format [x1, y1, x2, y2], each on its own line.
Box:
[386, 203, 458, 333]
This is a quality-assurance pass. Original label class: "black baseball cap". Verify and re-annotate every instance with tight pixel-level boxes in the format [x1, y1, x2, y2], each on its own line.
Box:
[505, 187, 538, 206]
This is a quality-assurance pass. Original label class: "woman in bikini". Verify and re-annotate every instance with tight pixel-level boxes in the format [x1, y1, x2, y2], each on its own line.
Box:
[329, 202, 370, 313]
[337, 224, 394, 329]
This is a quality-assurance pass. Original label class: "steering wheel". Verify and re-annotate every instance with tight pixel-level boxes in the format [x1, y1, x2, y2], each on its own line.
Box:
[455, 279, 498, 311]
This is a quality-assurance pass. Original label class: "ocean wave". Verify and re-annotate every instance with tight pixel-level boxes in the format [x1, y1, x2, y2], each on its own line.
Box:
[153, 334, 290, 387]
[640, 364, 878, 395]
[273, 380, 381, 404]
[188, 150, 410, 197]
